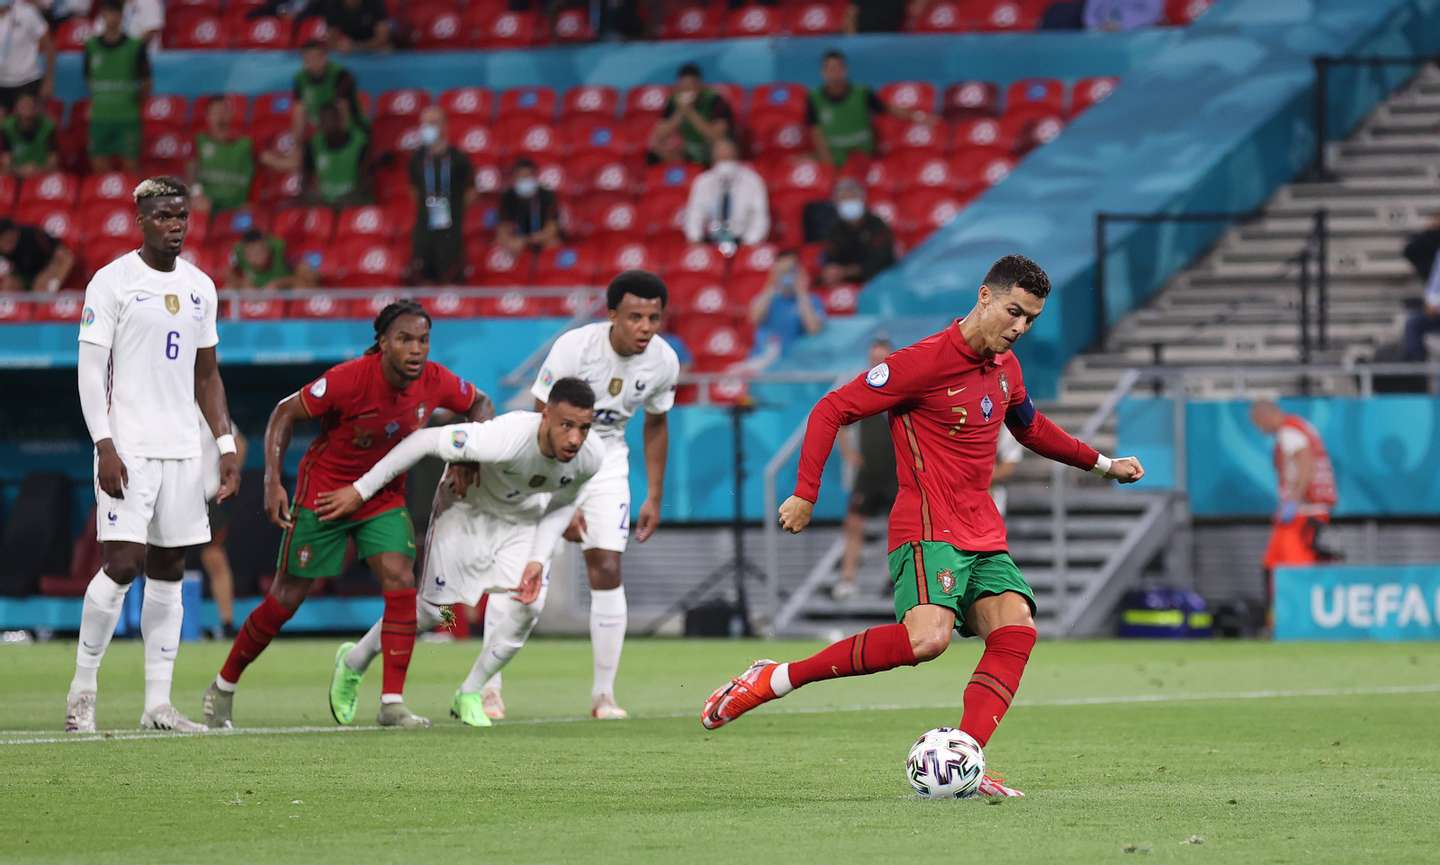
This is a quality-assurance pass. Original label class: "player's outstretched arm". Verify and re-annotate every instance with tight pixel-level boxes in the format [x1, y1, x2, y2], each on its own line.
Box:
[1003, 395, 1144, 484]
[195, 347, 241, 503]
[263, 393, 312, 528]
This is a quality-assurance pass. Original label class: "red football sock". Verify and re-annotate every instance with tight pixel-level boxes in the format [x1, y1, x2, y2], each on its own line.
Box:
[787, 622, 918, 690]
[959, 624, 1036, 747]
[380, 588, 418, 697]
[219, 595, 294, 685]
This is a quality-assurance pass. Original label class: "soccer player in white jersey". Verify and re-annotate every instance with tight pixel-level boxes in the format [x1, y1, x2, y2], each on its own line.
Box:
[478, 270, 677, 720]
[314, 377, 606, 727]
[66, 176, 240, 733]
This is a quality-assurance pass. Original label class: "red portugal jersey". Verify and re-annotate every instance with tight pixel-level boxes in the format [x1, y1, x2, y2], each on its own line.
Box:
[295, 353, 476, 521]
[795, 320, 1100, 552]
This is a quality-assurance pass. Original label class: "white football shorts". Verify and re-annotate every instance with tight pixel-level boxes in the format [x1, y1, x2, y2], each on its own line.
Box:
[575, 448, 632, 554]
[420, 503, 540, 607]
[94, 451, 212, 548]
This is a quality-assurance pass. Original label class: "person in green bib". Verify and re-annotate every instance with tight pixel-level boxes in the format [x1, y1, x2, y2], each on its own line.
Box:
[226, 228, 316, 290]
[83, 0, 149, 173]
[646, 63, 733, 166]
[190, 98, 255, 212]
[806, 49, 932, 168]
[290, 40, 366, 146]
[302, 101, 370, 206]
[1, 92, 58, 178]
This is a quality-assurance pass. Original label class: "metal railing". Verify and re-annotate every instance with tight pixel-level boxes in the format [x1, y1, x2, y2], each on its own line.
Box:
[1311, 54, 1435, 179]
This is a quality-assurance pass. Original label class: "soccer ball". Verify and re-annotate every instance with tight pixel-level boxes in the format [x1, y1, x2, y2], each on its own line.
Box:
[906, 727, 985, 799]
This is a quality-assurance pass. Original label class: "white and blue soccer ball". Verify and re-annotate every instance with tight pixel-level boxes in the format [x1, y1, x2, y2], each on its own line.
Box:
[906, 727, 985, 799]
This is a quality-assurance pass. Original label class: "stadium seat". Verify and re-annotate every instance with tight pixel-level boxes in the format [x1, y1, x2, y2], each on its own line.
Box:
[249, 168, 302, 203]
[224, 294, 286, 321]
[165, 12, 225, 50]
[531, 162, 570, 198]
[975, 0, 1042, 31]
[372, 116, 423, 158]
[751, 116, 811, 155]
[624, 84, 671, 118]
[669, 243, 726, 280]
[78, 202, 140, 243]
[951, 149, 1015, 193]
[54, 17, 94, 51]
[141, 130, 193, 177]
[450, 118, 500, 161]
[1007, 78, 1066, 115]
[552, 7, 594, 43]
[725, 5, 781, 36]
[439, 87, 494, 120]
[896, 189, 963, 234]
[677, 313, 753, 363]
[876, 117, 946, 156]
[767, 189, 812, 247]
[181, 242, 229, 279]
[819, 282, 860, 315]
[470, 162, 505, 197]
[228, 14, 289, 50]
[562, 118, 633, 158]
[576, 194, 640, 239]
[475, 288, 544, 318]
[411, 5, 467, 49]
[732, 243, 778, 276]
[1166, 0, 1214, 24]
[666, 273, 729, 316]
[333, 240, 406, 288]
[766, 156, 834, 197]
[750, 83, 809, 123]
[912, 1, 969, 32]
[15, 203, 77, 244]
[598, 238, 655, 278]
[499, 86, 557, 121]
[346, 289, 405, 320]
[892, 153, 958, 192]
[635, 189, 688, 237]
[880, 82, 937, 115]
[476, 245, 534, 286]
[0, 294, 32, 323]
[472, 11, 540, 49]
[290, 15, 329, 47]
[563, 85, 619, 119]
[427, 290, 482, 319]
[0, 175, 16, 208]
[274, 206, 336, 248]
[337, 203, 411, 242]
[858, 157, 896, 194]
[18, 171, 79, 206]
[586, 159, 638, 196]
[171, 0, 223, 13]
[1071, 76, 1119, 116]
[661, 5, 721, 40]
[286, 291, 346, 320]
[497, 118, 560, 157]
[643, 162, 700, 192]
[1001, 111, 1065, 155]
[251, 92, 297, 132]
[376, 89, 431, 122]
[82, 238, 137, 278]
[207, 206, 272, 245]
[786, 2, 845, 35]
[953, 117, 1014, 152]
[142, 94, 189, 131]
[943, 81, 1001, 121]
[535, 244, 599, 285]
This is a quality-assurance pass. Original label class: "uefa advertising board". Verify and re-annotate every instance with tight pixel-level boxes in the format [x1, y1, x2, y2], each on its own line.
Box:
[1274, 564, 1440, 641]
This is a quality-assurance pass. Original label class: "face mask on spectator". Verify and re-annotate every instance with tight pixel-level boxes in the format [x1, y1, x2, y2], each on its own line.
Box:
[419, 124, 441, 146]
[838, 199, 865, 222]
[515, 178, 539, 198]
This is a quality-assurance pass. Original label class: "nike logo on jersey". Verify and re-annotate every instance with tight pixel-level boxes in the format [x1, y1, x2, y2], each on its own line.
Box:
[434, 576, 447, 587]
[134, 294, 151, 303]
[948, 386, 966, 396]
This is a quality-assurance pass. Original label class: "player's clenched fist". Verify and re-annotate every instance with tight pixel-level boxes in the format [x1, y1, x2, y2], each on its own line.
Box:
[512, 561, 544, 605]
[778, 495, 814, 534]
[1105, 456, 1145, 484]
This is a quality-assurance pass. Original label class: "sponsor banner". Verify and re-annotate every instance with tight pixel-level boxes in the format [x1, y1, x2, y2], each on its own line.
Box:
[1275, 564, 1440, 641]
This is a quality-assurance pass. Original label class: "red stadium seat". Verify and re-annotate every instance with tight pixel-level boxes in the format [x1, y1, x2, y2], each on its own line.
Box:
[0, 294, 32, 323]
[0, 175, 16, 208]
[335, 240, 406, 287]
[1166, 0, 1214, 25]
[563, 85, 619, 119]
[55, 17, 94, 51]
[635, 189, 688, 237]
[751, 116, 811, 155]
[476, 288, 544, 318]
[476, 245, 534, 286]
[273, 206, 336, 248]
[291, 15, 329, 47]
[876, 117, 946, 155]
[288, 291, 350, 321]
[732, 243, 778, 276]
[142, 95, 189, 130]
[943, 81, 1001, 121]
[661, 5, 721, 40]
[858, 157, 896, 194]
[679, 313, 752, 363]
[896, 189, 963, 234]
[666, 274, 731, 316]
[953, 117, 1014, 152]
[643, 162, 700, 192]
[250, 168, 303, 204]
[348, 289, 407, 320]
[208, 206, 272, 245]
[1071, 77, 1119, 116]
[439, 87, 494, 119]
[725, 5, 780, 36]
[498, 86, 557, 120]
[951, 149, 1016, 193]
[598, 238, 655, 278]
[587, 159, 637, 196]
[443, 119, 496, 163]
[574, 194, 639, 239]
[819, 282, 860, 315]
[1007, 78, 1066, 115]
[252, 91, 297, 130]
[669, 243, 726, 280]
[1001, 111, 1065, 155]
[229, 15, 289, 50]
[750, 83, 808, 123]
[892, 153, 957, 192]
[82, 238, 137, 277]
[470, 163, 505, 197]
[879, 82, 937, 115]
[171, 0, 222, 12]
[15, 203, 77, 244]
[766, 156, 833, 196]
[786, 2, 845, 35]
[975, 0, 1041, 31]
[535, 244, 599, 285]
[472, 11, 540, 49]
[709, 83, 746, 120]
[552, 7, 594, 43]
[18, 171, 79, 206]
[166, 12, 225, 50]
[372, 116, 423, 157]
[141, 130, 193, 176]
[79, 203, 142, 243]
[912, 1, 969, 33]
[375, 89, 431, 121]
[32, 292, 86, 324]
[624, 84, 670, 118]
[428, 290, 483, 319]
[411, 5, 467, 49]
[335, 204, 406, 242]
[563, 117, 633, 157]
[180, 241, 229, 279]
[767, 189, 811, 247]
[498, 119, 561, 157]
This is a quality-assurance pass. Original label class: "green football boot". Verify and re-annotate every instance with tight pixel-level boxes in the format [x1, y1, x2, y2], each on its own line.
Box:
[450, 690, 493, 728]
[328, 642, 364, 725]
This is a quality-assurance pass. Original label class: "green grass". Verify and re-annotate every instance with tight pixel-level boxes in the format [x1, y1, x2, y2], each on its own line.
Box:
[2, 637, 1438, 865]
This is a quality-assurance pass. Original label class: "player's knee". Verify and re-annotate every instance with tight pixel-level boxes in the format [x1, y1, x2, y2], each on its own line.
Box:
[586, 555, 621, 590]
[102, 558, 143, 583]
[908, 625, 951, 661]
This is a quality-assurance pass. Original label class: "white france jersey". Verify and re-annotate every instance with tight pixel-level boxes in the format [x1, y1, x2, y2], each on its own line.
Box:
[531, 322, 679, 454]
[78, 251, 219, 460]
[438, 412, 608, 524]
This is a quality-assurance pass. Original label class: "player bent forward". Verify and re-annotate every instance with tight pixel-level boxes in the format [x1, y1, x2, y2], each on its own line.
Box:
[319, 377, 606, 726]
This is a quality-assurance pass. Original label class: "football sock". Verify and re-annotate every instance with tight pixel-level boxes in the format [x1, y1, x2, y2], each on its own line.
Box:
[346, 598, 444, 674]
[217, 595, 294, 690]
[959, 624, 1037, 747]
[461, 594, 539, 694]
[481, 596, 503, 693]
[69, 569, 130, 695]
[589, 586, 627, 699]
[779, 622, 918, 695]
[379, 588, 418, 701]
[140, 578, 184, 713]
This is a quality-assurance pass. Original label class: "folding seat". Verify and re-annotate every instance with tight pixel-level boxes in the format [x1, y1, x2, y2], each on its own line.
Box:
[665, 274, 730, 316]
[661, 5, 721, 40]
[767, 157, 833, 198]
[411, 5, 467, 49]
[141, 130, 193, 176]
[624, 84, 670, 119]
[562, 117, 633, 158]
[470, 162, 505, 197]
[599, 238, 655, 279]
[680, 313, 753, 364]
[912, 1, 969, 33]
[14, 203, 76, 244]
[78, 202, 141, 243]
[171, 0, 222, 11]
[273, 206, 336, 249]
[0, 295, 32, 323]
[891, 152, 958, 192]
[951, 149, 1016, 194]
[943, 81, 1001, 121]
[476, 288, 545, 318]
[208, 206, 273, 246]
[786, 1, 845, 35]
[348, 288, 406, 320]
[573, 194, 639, 240]
[896, 189, 963, 235]
[636, 188, 688, 237]
[858, 157, 897, 195]
[54, 17, 94, 51]
[1071, 77, 1119, 117]
[498, 86, 557, 121]
[974, 0, 1042, 31]
[552, 7, 594, 43]
[875, 117, 946, 156]
[732, 243, 778, 277]
[725, 5, 780, 37]
[251, 92, 297, 137]
[587, 159, 638, 197]
[1000, 112, 1065, 155]
[1006, 78, 1066, 115]
[532, 161, 571, 197]
[496, 117, 560, 158]
[428, 291, 483, 319]
[141, 94, 189, 132]
[371, 116, 423, 158]
[32, 292, 86, 323]
[334, 240, 407, 287]
[1165, 0, 1214, 24]
[228, 14, 289, 49]
[471, 10, 539, 49]
[18, 171, 79, 206]
[375, 89, 431, 122]
[767, 189, 813, 247]
[191, 93, 249, 131]
[535, 244, 599, 285]
[165, 12, 224, 50]
[450, 118, 500, 162]
[879, 82, 937, 115]
[749, 83, 808, 123]
[953, 117, 1014, 152]
[291, 15, 328, 47]
[288, 291, 350, 320]
[750, 116, 810, 155]
[819, 282, 860, 315]
[643, 162, 700, 193]
[439, 87, 494, 120]
[335, 203, 406, 243]
[709, 83, 746, 121]
[475, 245, 534, 286]
[669, 243, 726, 280]
[563, 85, 619, 119]
[232, 295, 287, 321]
[0, 175, 16, 208]
[249, 169, 302, 205]
[82, 238, 138, 277]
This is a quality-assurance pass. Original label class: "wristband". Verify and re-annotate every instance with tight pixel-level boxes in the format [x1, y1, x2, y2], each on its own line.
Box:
[1090, 454, 1113, 477]
[216, 434, 238, 456]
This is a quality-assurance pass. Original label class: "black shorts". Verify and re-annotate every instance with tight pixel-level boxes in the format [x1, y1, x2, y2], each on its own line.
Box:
[0, 80, 41, 113]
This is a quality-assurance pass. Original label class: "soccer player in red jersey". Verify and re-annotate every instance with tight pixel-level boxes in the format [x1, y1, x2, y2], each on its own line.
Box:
[203, 300, 493, 729]
[700, 255, 1145, 795]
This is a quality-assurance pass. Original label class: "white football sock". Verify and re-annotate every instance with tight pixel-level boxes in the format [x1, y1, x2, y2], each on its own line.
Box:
[770, 662, 794, 696]
[482, 598, 505, 693]
[589, 586, 627, 699]
[141, 578, 184, 713]
[69, 569, 130, 696]
[347, 599, 445, 673]
[461, 594, 541, 694]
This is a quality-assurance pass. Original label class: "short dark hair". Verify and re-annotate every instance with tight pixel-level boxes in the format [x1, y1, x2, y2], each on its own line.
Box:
[548, 376, 596, 411]
[606, 269, 668, 310]
[823, 49, 846, 64]
[677, 62, 702, 79]
[98, 0, 123, 13]
[983, 254, 1050, 299]
[366, 299, 431, 354]
[241, 228, 265, 244]
[513, 157, 536, 173]
[302, 40, 326, 51]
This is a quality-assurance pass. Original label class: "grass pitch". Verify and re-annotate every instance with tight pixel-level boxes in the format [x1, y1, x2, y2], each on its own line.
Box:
[2, 637, 1438, 865]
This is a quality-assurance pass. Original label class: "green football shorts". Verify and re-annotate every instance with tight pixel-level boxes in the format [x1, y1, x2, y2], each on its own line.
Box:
[888, 541, 1036, 636]
[88, 119, 141, 159]
[278, 505, 415, 579]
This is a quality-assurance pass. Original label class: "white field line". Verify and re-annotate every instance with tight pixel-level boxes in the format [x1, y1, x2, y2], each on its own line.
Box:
[3, 682, 1438, 746]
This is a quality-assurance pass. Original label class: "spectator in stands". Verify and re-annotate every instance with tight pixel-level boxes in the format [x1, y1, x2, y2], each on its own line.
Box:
[225, 228, 317, 290]
[302, 101, 370, 206]
[190, 97, 255, 213]
[647, 63, 733, 166]
[1084, 0, 1164, 31]
[0, 0, 55, 120]
[308, 0, 393, 53]
[846, 0, 934, 33]
[116, 0, 162, 48]
[808, 49, 933, 168]
[683, 137, 769, 252]
[408, 105, 474, 285]
[833, 336, 896, 600]
[84, 0, 148, 173]
[744, 248, 825, 370]
[1, 91, 58, 177]
[821, 177, 895, 285]
[291, 41, 366, 146]
[0, 217, 74, 293]
[1402, 251, 1440, 361]
[495, 157, 560, 254]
